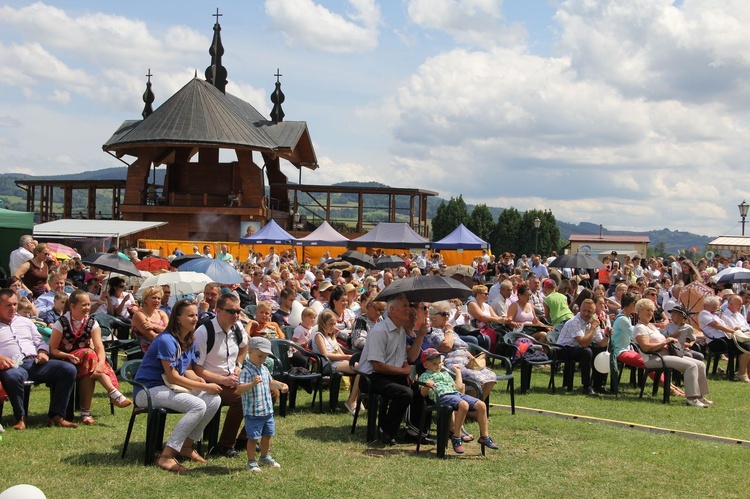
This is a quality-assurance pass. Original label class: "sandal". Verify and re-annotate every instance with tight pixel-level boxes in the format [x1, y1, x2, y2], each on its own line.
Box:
[460, 426, 474, 442]
[81, 415, 95, 426]
[156, 455, 188, 474]
[178, 448, 207, 463]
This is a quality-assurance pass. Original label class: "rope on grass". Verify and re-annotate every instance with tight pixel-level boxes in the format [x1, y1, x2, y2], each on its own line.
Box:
[489, 403, 750, 447]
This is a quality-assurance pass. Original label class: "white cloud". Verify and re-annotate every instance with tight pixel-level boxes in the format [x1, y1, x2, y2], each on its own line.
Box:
[49, 90, 70, 104]
[264, 0, 381, 52]
[406, 0, 527, 48]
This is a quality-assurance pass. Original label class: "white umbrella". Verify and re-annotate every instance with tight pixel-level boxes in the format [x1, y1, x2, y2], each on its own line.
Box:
[713, 266, 750, 284]
[135, 271, 213, 298]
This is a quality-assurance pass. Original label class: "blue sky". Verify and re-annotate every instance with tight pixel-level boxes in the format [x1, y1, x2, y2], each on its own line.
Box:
[1, 0, 749, 238]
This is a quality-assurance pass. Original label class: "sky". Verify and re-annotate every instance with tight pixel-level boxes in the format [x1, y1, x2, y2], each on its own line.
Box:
[1, 0, 749, 238]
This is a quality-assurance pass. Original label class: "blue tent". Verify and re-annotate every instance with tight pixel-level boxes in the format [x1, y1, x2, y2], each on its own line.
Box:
[348, 222, 430, 249]
[239, 219, 297, 245]
[430, 223, 489, 250]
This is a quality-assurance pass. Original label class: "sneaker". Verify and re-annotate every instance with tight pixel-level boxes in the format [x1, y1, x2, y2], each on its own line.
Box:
[246, 460, 261, 472]
[451, 436, 464, 454]
[259, 455, 281, 468]
[699, 397, 715, 405]
[216, 445, 240, 458]
[686, 398, 707, 408]
[477, 436, 500, 450]
[736, 373, 750, 383]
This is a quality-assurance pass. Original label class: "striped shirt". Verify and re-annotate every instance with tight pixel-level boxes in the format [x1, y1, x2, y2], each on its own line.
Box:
[239, 361, 274, 417]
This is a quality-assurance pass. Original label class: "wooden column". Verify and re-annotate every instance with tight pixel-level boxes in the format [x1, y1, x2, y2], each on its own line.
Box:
[87, 186, 96, 219]
[357, 192, 364, 233]
[63, 186, 73, 219]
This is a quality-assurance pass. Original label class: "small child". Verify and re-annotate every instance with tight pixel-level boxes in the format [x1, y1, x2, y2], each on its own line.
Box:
[43, 291, 68, 327]
[236, 337, 289, 472]
[292, 307, 316, 347]
[418, 348, 499, 454]
[664, 305, 704, 360]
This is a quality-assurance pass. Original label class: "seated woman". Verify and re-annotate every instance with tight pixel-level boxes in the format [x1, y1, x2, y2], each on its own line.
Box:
[311, 310, 361, 416]
[329, 285, 355, 345]
[507, 285, 552, 343]
[105, 276, 136, 324]
[465, 285, 500, 350]
[133, 299, 222, 473]
[131, 285, 169, 353]
[611, 292, 685, 397]
[634, 298, 711, 407]
[48, 290, 132, 425]
[427, 301, 496, 403]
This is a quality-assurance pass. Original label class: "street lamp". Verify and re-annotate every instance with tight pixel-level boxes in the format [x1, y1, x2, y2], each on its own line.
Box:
[533, 217, 541, 255]
[293, 211, 301, 236]
[740, 201, 749, 236]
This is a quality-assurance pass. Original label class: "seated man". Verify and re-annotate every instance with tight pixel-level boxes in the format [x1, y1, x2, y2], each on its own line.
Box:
[700, 296, 748, 381]
[193, 293, 248, 457]
[0, 289, 77, 429]
[556, 298, 607, 396]
[718, 294, 750, 382]
[34, 274, 69, 316]
[358, 294, 427, 445]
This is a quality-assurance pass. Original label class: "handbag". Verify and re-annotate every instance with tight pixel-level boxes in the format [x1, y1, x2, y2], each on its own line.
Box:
[667, 341, 684, 358]
[733, 330, 750, 354]
[161, 342, 191, 394]
[466, 352, 486, 370]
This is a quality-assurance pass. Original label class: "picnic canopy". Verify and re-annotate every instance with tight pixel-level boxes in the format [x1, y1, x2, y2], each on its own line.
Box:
[348, 222, 430, 249]
[0, 208, 34, 276]
[430, 223, 489, 266]
[297, 221, 351, 264]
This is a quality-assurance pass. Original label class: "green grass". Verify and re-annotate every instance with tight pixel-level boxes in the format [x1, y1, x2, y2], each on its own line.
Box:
[1, 360, 748, 498]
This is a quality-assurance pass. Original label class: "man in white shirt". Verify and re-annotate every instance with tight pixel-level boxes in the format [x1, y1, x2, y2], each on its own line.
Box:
[263, 247, 280, 271]
[34, 274, 69, 316]
[701, 295, 749, 382]
[530, 255, 549, 279]
[490, 280, 521, 329]
[193, 293, 248, 457]
[557, 299, 607, 395]
[9, 235, 36, 275]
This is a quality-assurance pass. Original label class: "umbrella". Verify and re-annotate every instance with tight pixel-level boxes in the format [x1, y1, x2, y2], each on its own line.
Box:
[135, 257, 173, 272]
[171, 254, 205, 268]
[177, 258, 242, 285]
[82, 252, 141, 277]
[325, 259, 354, 271]
[713, 267, 750, 285]
[45, 242, 80, 260]
[135, 271, 213, 298]
[444, 264, 475, 279]
[375, 275, 472, 303]
[678, 281, 715, 332]
[339, 250, 376, 270]
[444, 264, 475, 288]
[109, 270, 152, 289]
[548, 253, 605, 270]
[374, 255, 405, 270]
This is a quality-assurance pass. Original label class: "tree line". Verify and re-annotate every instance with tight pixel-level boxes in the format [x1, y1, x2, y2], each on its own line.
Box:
[431, 195, 563, 257]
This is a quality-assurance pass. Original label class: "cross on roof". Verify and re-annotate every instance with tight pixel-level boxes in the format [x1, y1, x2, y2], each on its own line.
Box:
[274, 68, 282, 83]
[213, 8, 222, 23]
[146, 69, 152, 83]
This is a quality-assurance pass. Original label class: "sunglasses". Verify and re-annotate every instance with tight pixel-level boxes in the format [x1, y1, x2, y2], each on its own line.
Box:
[221, 308, 243, 315]
[436, 312, 451, 317]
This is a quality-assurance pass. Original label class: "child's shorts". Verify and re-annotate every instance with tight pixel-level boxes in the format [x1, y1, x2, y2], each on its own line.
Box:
[439, 392, 480, 411]
[244, 414, 275, 440]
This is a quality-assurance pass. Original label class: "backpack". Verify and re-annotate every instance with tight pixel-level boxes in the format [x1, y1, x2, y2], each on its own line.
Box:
[512, 337, 533, 361]
[204, 319, 244, 353]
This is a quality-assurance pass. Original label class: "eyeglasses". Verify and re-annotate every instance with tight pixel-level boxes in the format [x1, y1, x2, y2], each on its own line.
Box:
[437, 312, 451, 317]
[221, 308, 242, 315]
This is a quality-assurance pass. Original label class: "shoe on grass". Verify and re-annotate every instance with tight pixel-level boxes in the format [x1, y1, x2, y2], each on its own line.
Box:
[686, 398, 707, 408]
[259, 455, 281, 468]
[247, 460, 261, 472]
[451, 436, 464, 454]
[478, 436, 499, 450]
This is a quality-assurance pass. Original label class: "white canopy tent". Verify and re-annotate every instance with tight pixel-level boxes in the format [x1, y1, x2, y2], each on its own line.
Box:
[33, 220, 167, 247]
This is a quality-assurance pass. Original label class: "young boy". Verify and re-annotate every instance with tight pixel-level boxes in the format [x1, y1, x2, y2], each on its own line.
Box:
[236, 337, 289, 472]
[418, 348, 499, 454]
[292, 307, 316, 347]
[42, 291, 68, 327]
[663, 305, 704, 360]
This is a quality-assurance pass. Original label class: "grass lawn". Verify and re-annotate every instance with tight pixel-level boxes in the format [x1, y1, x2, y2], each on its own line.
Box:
[1, 360, 748, 498]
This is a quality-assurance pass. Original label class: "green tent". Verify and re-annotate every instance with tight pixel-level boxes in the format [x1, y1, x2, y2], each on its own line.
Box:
[0, 208, 35, 276]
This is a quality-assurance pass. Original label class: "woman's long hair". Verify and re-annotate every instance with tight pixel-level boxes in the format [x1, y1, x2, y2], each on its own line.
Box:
[166, 299, 197, 350]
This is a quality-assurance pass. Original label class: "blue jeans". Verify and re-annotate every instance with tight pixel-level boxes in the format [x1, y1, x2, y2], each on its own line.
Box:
[0, 357, 77, 420]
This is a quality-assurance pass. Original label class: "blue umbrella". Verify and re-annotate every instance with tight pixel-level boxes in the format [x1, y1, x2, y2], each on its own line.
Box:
[177, 258, 243, 285]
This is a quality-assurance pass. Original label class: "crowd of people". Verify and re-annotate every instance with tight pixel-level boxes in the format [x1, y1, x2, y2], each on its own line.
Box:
[1, 234, 748, 471]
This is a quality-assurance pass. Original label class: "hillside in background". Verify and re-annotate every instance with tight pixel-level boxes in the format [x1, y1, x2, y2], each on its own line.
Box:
[0, 169, 713, 255]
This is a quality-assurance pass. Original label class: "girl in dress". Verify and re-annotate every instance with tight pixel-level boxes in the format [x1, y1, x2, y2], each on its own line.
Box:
[48, 290, 132, 425]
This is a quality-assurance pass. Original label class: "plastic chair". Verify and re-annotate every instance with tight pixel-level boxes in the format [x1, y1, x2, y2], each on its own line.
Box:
[465, 343, 515, 415]
[631, 343, 673, 404]
[268, 339, 323, 416]
[119, 360, 183, 465]
[349, 352, 387, 443]
[503, 331, 562, 394]
[281, 325, 296, 340]
[244, 304, 258, 319]
[706, 338, 737, 380]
